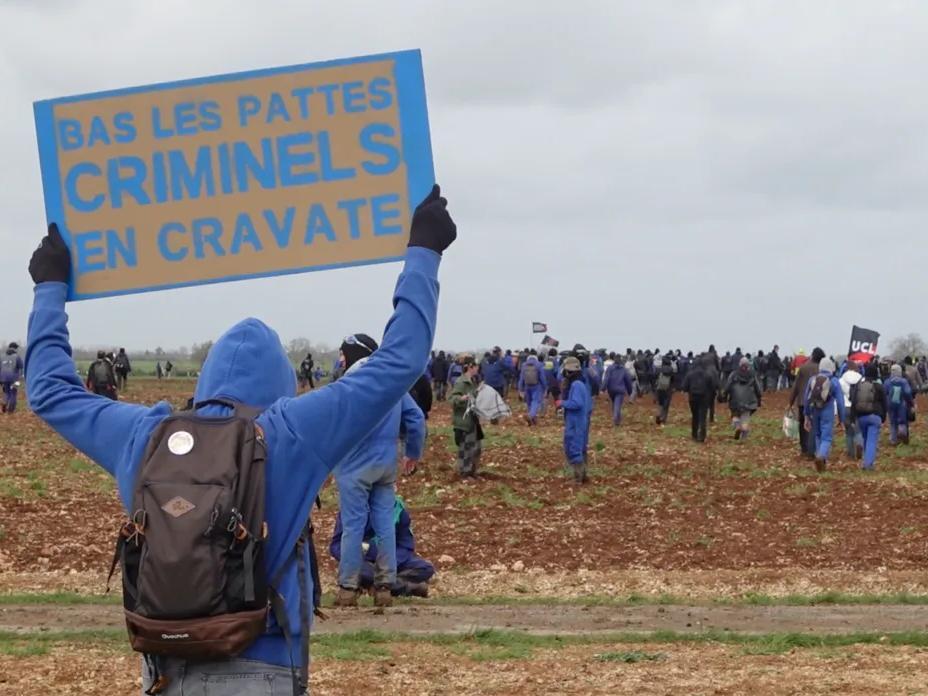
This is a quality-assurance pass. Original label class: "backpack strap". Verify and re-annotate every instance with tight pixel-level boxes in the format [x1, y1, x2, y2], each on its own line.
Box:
[193, 398, 263, 420]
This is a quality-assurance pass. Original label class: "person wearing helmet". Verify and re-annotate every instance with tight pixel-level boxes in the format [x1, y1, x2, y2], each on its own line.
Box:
[557, 356, 591, 483]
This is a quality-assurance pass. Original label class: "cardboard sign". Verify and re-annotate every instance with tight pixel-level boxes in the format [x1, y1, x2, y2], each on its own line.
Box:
[33, 50, 433, 300]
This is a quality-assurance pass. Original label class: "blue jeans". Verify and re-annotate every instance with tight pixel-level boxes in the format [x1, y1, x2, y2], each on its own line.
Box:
[335, 462, 397, 589]
[857, 414, 882, 469]
[888, 403, 908, 443]
[810, 406, 836, 460]
[142, 656, 296, 695]
[609, 392, 626, 425]
[844, 415, 863, 457]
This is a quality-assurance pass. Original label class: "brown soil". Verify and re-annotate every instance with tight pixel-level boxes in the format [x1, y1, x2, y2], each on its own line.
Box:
[4, 602, 928, 636]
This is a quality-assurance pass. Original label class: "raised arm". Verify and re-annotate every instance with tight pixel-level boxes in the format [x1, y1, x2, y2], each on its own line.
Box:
[25, 225, 158, 476]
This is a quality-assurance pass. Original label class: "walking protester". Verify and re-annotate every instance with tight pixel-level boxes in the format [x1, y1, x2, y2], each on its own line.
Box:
[766, 346, 784, 392]
[86, 350, 117, 400]
[603, 357, 634, 427]
[624, 351, 639, 400]
[518, 353, 546, 426]
[114, 348, 132, 391]
[333, 333, 426, 609]
[790, 347, 825, 460]
[557, 356, 591, 484]
[450, 355, 484, 478]
[25, 182, 456, 695]
[430, 350, 449, 401]
[480, 348, 507, 395]
[543, 348, 561, 410]
[155, 360, 163, 379]
[903, 356, 924, 395]
[298, 353, 315, 390]
[164, 360, 174, 378]
[446, 357, 463, 389]
[654, 355, 675, 425]
[501, 349, 516, 398]
[682, 354, 718, 442]
[885, 365, 915, 445]
[586, 354, 603, 398]
[724, 357, 762, 440]
[838, 361, 865, 460]
[850, 362, 886, 470]
[803, 357, 846, 472]
[0, 342, 23, 414]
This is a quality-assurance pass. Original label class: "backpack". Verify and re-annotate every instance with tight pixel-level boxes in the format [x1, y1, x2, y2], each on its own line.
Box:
[108, 400, 317, 692]
[890, 383, 904, 406]
[0, 354, 17, 380]
[809, 375, 832, 409]
[851, 381, 877, 415]
[92, 360, 113, 387]
[522, 363, 540, 387]
[115, 354, 130, 371]
[656, 372, 672, 393]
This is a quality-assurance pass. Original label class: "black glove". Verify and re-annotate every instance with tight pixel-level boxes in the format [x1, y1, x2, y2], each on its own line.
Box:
[29, 223, 71, 285]
[408, 184, 457, 255]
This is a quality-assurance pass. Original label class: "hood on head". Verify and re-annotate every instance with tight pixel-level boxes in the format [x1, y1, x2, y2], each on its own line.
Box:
[194, 318, 296, 410]
[819, 357, 836, 374]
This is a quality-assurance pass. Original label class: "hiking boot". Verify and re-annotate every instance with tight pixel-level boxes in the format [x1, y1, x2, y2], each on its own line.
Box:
[855, 444, 863, 460]
[405, 582, 429, 598]
[373, 586, 393, 608]
[814, 458, 826, 473]
[733, 430, 741, 441]
[334, 587, 361, 608]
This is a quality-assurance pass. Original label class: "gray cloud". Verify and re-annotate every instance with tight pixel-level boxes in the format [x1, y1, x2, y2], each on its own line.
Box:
[0, 0, 925, 355]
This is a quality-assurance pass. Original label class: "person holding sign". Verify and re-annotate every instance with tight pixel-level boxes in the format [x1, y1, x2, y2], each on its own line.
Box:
[25, 184, 456, 695]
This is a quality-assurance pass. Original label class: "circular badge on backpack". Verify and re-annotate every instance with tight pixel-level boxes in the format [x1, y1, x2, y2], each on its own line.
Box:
[168, 431, 195, 456]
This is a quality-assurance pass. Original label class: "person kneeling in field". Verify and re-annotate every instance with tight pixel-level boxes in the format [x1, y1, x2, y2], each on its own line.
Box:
[25, 185, 456, 696]
[329, 496, 435, 598]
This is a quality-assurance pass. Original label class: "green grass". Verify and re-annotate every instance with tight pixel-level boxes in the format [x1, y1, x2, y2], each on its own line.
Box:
[5, 626, 928, 661]
[595, 650, 665, 663]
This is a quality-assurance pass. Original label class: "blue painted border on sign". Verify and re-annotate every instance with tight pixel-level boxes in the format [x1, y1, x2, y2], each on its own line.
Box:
[32, 49, 432, 301]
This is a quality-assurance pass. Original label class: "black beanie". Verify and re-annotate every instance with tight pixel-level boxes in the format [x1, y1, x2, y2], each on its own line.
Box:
[341, 333, 379, 369]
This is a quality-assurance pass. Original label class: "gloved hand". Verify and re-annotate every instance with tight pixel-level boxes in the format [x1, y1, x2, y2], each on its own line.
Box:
[408, 184, 457, 255]
[29, 223, 71, 284]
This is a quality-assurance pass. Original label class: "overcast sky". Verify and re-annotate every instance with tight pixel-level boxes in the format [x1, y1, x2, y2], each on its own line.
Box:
[1, 1, 924, 356]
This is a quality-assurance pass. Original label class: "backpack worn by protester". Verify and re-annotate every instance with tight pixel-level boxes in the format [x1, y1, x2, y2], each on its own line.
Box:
[851, 381, 877, 415]
[115, 355, 130, 372]
[656, 372, 673, 393]
[809, 375, 832, 409]
[890, 384, 904, 406]
[0, 354, 18, 380]
[522, 363, 540, 387]
[92, 360, 114, 388]
[108, 399, 321, 696]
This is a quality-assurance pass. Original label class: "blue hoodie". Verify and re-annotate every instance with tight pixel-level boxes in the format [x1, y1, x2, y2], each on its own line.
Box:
[25, 248, 440, 670]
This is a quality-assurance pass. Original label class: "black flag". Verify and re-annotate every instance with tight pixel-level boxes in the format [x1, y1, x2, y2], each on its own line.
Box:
[848, 325, 880, 364]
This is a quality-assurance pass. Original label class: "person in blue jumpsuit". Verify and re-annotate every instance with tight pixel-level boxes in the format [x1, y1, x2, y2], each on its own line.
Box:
[803, 357, 846, 472]
[518, 354, 546, 426]
[0, 342, 23, 414]
[884, 364, 915, 445]
[603, 358, 634, 427]
[558, 357, 592, 483]
[333, 334, 426, 609]
[480, 348, 507, 394]
[330, 497, 435, 598]
[24, 184, 456, 695]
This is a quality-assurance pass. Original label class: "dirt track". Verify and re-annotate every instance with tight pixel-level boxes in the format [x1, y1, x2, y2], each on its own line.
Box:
[4, 602, 928, 636]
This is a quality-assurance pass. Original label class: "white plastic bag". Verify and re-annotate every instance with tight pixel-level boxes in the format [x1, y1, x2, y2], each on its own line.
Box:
[782, 408, 799, 439]
[471, 384, 512, 422]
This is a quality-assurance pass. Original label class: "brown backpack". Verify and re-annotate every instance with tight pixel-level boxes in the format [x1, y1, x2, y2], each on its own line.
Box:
[107, 399, 316, 695]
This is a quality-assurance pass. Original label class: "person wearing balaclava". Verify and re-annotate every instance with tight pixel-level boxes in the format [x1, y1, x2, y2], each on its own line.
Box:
[0, 341, 23, 414]
[25, 183, 456, 693]
[332, 333, 425, 609]
[557, 356, 592, 483]
[802, 356, 846, 472]
[884, 364, 915, 446]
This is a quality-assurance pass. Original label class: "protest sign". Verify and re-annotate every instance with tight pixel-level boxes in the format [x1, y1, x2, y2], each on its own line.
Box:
[33, 49, 433, 300]
[848, 325, 880, 363]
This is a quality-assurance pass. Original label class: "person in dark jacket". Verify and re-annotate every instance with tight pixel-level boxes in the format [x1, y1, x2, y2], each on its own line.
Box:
[766, 346, 784, 392]
[725, 357, 763, 440]
[0, 342, 23, 414]
[790, 347, 825, 459]
[86, 350, 117, 400]
[330, 497, 434, 598]
[114, 348, 132, 391]
[885, 365, 915, 445]
[25, 183, 456, 694]
[682, 354, 718, 442]
[851, 362, 886, 470]
[654, 356, 675, 425]
[431, 351, 450, 401]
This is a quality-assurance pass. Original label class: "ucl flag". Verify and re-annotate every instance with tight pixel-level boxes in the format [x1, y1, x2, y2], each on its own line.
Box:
[848, 325, 880, 364]
[532, 322, 548, 333]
